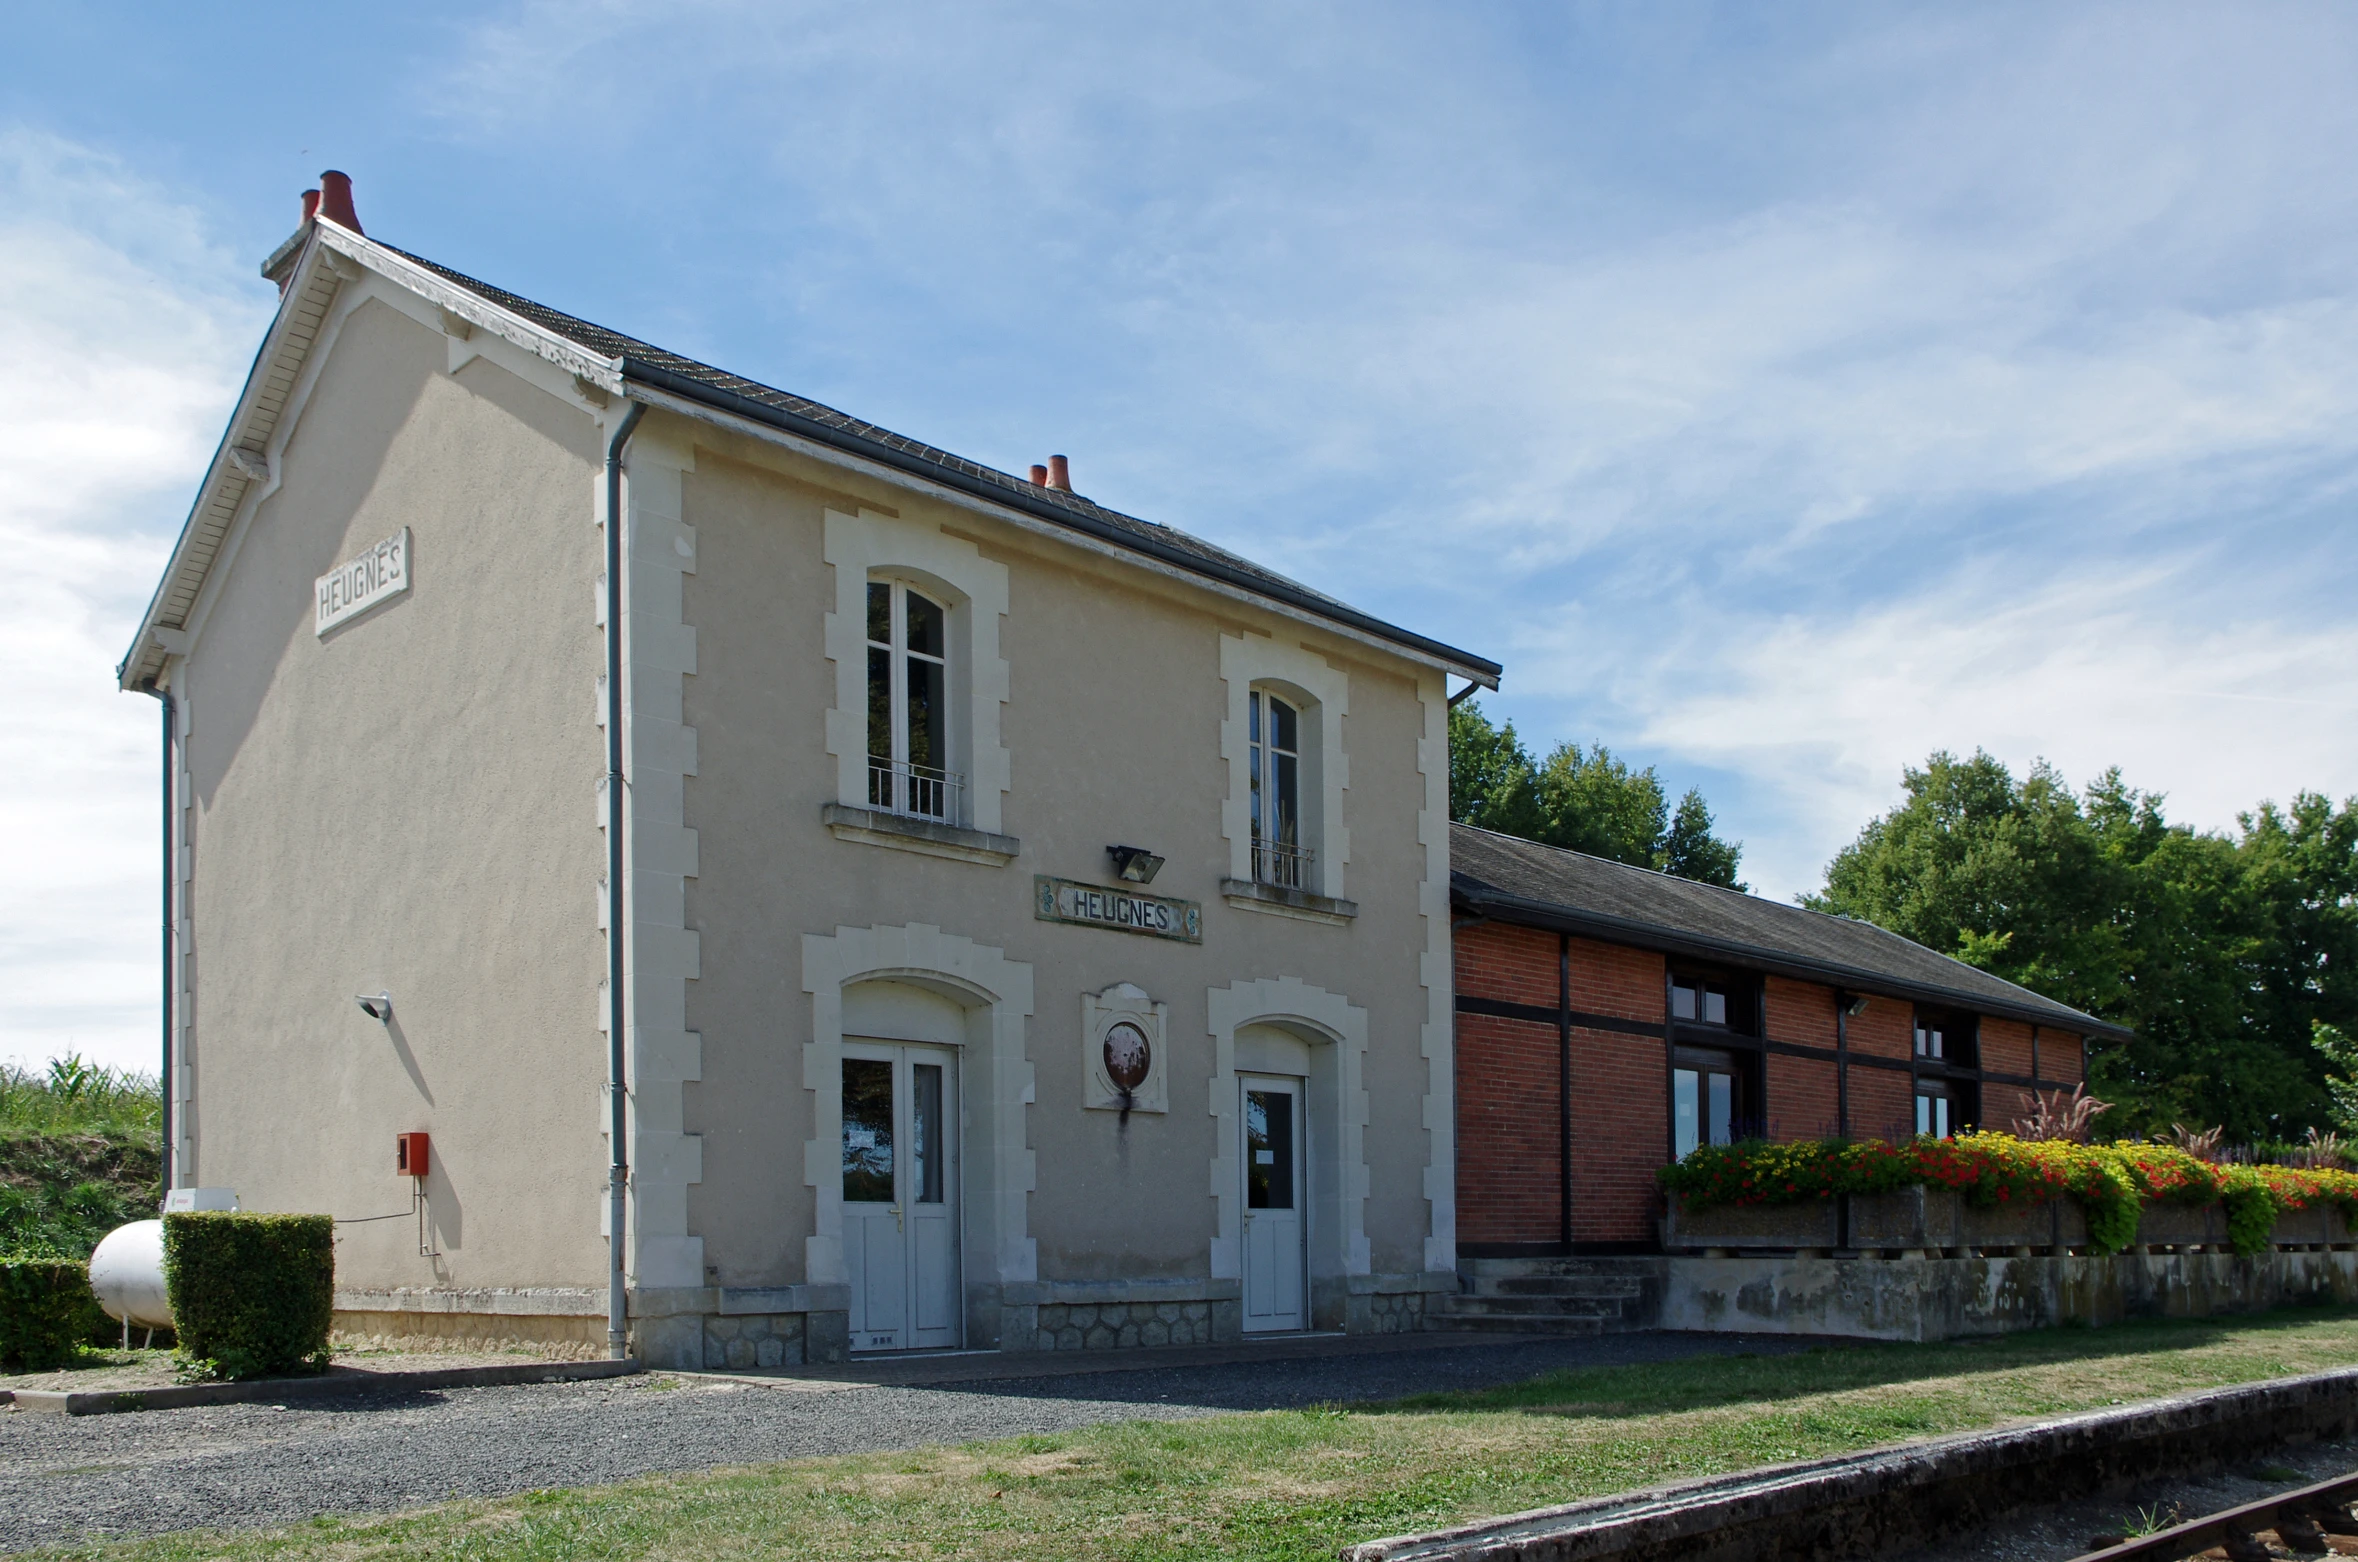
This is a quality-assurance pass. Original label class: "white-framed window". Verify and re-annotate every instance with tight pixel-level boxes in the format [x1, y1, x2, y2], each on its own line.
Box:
[866, 578, 958, 822]
[1219, 635, 1349, 904]
[1249, 688, 1310, 889]
[824, 509, 1012, 843]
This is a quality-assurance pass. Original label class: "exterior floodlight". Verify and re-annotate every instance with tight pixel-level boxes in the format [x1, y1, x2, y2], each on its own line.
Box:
[1106, 845, 1164, 885]
[357, 992, 393, 1022]
[1842, 993, 1870, 1017]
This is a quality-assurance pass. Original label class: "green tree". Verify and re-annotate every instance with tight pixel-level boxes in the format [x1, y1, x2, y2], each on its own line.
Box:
[1448, 701, 1745, 889]
[1811, 751, 2358, 1140]
[2313, 1022, 2358, 1134]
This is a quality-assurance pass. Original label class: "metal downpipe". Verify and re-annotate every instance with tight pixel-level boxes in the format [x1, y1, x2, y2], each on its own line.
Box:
[139, 683, 175, 1191]
[604, 399, 645, 1360]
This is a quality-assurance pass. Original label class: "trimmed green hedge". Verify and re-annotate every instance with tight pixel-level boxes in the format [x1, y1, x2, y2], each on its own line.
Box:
[1657, 1132, 2358, 1257]
[0, 1258, 104, 1370]
[163, 1212, 334, 1381]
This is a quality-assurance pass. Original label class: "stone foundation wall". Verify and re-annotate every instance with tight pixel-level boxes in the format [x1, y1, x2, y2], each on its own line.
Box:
[699, 1312, 807, 1370]
[1362, 1289, 1427, 1334]
[332, 1310, 604, 1358]
[1034, 1301, 1215, 1351]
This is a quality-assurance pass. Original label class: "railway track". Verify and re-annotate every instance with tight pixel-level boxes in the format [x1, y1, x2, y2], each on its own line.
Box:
[2071, 1471, 2358, 1560]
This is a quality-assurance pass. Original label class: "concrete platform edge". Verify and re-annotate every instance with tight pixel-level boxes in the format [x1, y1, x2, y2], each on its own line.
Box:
[6, 1357, 642, 1416]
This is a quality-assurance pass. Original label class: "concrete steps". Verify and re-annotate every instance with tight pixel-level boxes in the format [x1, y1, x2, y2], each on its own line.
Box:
[1429, 1256, 1666, 1335]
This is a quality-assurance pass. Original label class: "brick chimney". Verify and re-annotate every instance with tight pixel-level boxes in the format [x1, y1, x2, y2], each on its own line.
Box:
[317, 170, 362, 235]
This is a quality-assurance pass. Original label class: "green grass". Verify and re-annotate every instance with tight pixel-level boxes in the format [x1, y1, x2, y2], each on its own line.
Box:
[27, 1307, 2358, 1561]
[1, 1058, 162, 1141]
[1, 1059, 161, 1260]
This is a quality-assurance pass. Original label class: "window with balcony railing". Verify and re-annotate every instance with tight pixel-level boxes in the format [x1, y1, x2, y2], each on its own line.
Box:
[867, 580, 963, 823]
[1249, 689, 1313, 890]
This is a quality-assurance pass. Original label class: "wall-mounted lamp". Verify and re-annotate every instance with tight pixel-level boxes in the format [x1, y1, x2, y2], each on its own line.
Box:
[357, 992, 393, 1022]
[1842, 993, 1870, 1017]
[1106, 844, 1164, 885]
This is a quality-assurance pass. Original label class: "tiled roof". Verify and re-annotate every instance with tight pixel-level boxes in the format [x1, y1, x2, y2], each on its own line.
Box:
[1451, 822, 2124, 1037]
[383, 244, 1498, 680]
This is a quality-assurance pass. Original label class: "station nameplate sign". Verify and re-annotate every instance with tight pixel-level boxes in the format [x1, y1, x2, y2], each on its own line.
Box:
[316, 527, 410, 635]
[1035, 876, 1201, 943]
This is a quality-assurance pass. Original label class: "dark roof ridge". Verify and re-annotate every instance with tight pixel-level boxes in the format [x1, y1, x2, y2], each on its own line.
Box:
[1448, 819, 2125, 1038]
[373, 239, 1497, 681]
[1450, 819, 1784, 905]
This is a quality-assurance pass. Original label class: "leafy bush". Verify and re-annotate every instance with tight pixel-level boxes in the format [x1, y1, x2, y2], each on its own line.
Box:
[1663, 1134, 2358, 1257]
[2, 1059, 162, 1263]
[0, 1139, 162, 1260]
[164, 1213, 334, 1381]
[0, 1259, 105, 1370]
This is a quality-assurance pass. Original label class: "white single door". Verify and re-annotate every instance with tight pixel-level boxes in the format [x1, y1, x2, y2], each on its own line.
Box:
[842, 1042, 961, 1352]
[1240, 1073, 1306, 1332]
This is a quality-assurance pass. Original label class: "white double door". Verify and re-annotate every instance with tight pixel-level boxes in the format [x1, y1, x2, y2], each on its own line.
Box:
[842, 1041, 961, 1352]
[1241, 1073, 1307, 1332]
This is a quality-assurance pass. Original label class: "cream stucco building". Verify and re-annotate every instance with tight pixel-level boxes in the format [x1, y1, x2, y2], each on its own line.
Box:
[118, 176, 1499, 1368]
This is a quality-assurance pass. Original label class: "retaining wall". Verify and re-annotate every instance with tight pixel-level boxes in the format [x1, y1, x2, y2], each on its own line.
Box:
[1656, 1246, 2358, 1341]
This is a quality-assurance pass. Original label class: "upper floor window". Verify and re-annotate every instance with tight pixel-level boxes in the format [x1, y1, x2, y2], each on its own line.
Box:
[867, 580, 957, 821]
[1913, 1009, 1978, 1068]
[1670, 977, 1729, 1026]
[1670, 971, 1758, 1034]
[1913, 1017, 1944, 1059]
[1249, 688, 1310, 889]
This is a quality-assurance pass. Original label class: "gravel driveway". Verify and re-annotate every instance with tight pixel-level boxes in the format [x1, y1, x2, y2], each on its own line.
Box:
[6, 1332, 1814, 1552]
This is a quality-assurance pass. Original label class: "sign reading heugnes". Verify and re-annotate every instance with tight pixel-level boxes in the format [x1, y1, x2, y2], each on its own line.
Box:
[316, 528, 410, 635]
[1035, 876, 1202, 943]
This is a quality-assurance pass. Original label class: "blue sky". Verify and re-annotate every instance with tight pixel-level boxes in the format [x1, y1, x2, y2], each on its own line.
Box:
[4, 3, 2355, 1072]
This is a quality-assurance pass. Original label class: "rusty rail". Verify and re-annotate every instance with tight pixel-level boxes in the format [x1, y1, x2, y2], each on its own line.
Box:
[2067, 1468, 2358, 1560]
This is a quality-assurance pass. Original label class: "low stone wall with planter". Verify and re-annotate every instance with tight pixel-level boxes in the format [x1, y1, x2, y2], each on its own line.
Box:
[1664, 1188, 2349, 1259]
[1658, 1246, 2358, 1342]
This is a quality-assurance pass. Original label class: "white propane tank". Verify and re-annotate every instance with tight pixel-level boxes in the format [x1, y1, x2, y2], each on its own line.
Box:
[89, 1219, 174, 1330]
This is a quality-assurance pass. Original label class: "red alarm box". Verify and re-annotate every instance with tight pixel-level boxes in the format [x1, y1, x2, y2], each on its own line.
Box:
[396, 1131, 430, 1179]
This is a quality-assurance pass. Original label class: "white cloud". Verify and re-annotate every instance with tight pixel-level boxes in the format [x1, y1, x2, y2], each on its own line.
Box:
[0, 133, 265, 1074]
[1606, 557, 2358, 901]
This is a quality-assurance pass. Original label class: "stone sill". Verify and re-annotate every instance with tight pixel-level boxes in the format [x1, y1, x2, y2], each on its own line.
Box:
[1220, 878, 1357, 926]
[822, 803, 1019, 867]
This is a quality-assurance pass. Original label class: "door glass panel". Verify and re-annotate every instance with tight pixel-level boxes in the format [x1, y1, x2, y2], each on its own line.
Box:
[1246, 1089, 1294, 1209]
[912, 1063, 944, 1204]
[1673, 1068, 1699, 1159]
[842, 1058, 895, 1203]
[1707, 1072, 1734, 1146]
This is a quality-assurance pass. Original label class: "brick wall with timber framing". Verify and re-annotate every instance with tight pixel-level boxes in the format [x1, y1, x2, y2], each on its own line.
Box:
[1453, 919, 2089, 1254]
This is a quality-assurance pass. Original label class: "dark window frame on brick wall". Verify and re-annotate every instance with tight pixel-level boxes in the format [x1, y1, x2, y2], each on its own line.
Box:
[1663, 963, 1769, 1161]
[1907, 1005, 1982, 1139]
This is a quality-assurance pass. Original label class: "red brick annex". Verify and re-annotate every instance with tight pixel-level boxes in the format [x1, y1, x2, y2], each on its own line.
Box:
[1449, 822, 2128, 1255]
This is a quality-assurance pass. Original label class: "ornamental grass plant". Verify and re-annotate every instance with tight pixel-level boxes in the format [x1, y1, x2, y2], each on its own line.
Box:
[1657, 1132, 2358, 1257]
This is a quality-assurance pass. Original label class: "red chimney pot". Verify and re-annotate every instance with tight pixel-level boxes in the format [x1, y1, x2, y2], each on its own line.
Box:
[317, 170, 362, 234]
[301, 189, 321, 224]
[1047, 454, 1071, 492]
[1029, 464, 1049, 486]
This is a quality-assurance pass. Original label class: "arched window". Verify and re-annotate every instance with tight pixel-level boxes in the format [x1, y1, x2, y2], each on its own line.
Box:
[1249, 688, 1309, 888]
[867, 579, 957, 820]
